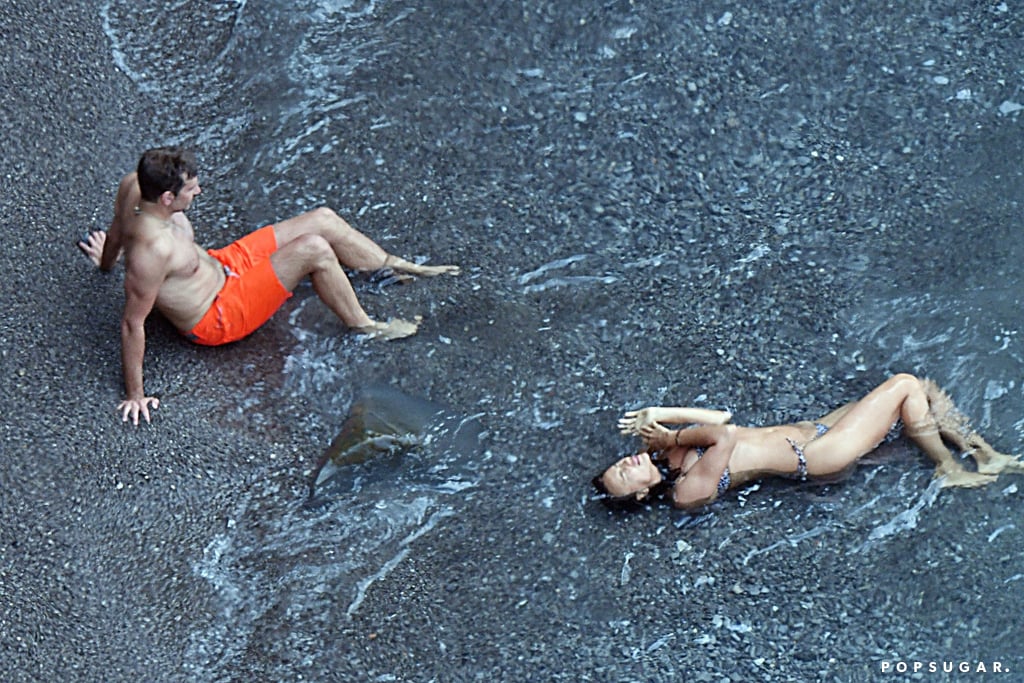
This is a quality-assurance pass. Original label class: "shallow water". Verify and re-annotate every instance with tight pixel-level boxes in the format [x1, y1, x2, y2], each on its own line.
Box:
[98, 0, 1024, 678]
[841, 284, 1024, 432]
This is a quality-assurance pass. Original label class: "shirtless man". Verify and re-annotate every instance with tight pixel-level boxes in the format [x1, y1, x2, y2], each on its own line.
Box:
[79, 147, 459, 425]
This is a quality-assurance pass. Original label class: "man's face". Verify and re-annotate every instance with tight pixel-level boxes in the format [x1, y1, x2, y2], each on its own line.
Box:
[171, 175, 202, 212]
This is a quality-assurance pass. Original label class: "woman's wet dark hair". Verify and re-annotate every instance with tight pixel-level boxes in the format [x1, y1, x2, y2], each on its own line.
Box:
[591, 474, 652, 510]
[591, 459, 675, 510]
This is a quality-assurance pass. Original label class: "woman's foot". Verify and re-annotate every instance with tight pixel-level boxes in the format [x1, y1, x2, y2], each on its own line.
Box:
[934, 467, 998, 489]
[973, 448, 1024, 475]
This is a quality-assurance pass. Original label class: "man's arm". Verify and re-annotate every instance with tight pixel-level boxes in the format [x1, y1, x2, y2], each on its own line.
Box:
[118, 238, 170, 425]
[97, 221, 124, 272]
[79, 173, 139, 270]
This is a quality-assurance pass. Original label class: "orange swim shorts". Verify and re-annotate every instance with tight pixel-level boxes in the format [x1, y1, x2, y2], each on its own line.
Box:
[184, 225, 292, 346]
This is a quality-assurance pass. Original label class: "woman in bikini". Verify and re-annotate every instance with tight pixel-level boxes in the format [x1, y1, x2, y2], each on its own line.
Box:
[594, 373, 1023, 510]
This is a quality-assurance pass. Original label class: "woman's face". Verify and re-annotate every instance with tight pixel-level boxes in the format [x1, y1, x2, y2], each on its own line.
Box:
[600, 452, 663, 498]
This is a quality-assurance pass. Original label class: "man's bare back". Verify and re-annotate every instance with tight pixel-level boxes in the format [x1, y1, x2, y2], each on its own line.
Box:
[80, 147, 459, 425]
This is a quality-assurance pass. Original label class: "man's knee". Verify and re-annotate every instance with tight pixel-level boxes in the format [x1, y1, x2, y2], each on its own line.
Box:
[291, 233, 335, 265]
[311, 206, 359, 235]
[310, 206, 344, 226]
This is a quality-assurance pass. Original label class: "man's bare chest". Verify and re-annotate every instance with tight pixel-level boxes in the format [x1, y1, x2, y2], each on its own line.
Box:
[164, 239, 206, 279]
[126, 223, 209, 281]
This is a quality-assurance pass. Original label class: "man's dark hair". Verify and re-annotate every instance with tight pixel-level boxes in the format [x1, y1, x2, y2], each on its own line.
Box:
[136, 147, 198, 202]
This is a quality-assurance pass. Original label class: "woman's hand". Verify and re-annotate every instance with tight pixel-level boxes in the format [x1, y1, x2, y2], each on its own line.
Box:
[638, 422, 676, 450]
[617, 407, 662, 435]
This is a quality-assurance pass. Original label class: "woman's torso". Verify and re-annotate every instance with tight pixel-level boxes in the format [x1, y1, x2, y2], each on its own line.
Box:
[725, 422, 824, 485]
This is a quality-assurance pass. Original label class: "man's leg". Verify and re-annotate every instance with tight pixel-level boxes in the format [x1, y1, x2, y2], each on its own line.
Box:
[273, 207, 459, 276]
[271, 233, 417, 340]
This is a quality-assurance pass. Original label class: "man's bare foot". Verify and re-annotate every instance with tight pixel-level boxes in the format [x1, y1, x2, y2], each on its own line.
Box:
[383, 254, 460, 277]
[354, 317, 420, 341]
[934, 468, 998, 489]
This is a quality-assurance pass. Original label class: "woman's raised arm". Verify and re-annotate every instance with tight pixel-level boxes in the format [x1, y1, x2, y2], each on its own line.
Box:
[618, 406, 732, 435]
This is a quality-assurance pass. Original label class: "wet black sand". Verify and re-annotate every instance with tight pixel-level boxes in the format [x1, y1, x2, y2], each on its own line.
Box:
[3, 1, 1023, 681]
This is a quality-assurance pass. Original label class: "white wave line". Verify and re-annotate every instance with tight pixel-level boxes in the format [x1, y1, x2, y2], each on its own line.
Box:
[742, 522, 834, 566]
[212, 0, 249, 66]
[518, 254, 588, 284]
[98, 2, 148, 90]
[346, 507, 454, 617]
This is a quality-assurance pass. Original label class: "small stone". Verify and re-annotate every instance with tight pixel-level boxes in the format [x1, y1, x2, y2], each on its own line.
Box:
[999, 100, 1023, 115]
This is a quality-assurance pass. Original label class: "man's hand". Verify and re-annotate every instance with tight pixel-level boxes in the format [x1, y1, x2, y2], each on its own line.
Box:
[118, 397, 160, 425]
[79, 230, 107, 267]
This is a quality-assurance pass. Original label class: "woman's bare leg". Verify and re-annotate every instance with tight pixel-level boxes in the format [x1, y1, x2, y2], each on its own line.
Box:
[807, 374, 995, 487]
[816, 401, 856, 428]
[920, 379, 1024, 475]
[886, 376, 998, 487]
